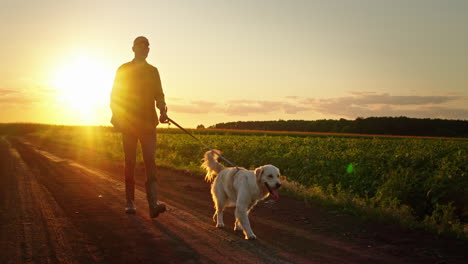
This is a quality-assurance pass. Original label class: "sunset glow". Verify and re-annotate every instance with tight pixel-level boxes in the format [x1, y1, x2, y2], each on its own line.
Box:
[53, 55, 113, 120]
[1, 1, 467, 127]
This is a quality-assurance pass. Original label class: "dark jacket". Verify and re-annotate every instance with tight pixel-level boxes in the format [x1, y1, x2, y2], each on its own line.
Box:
[110, 60, 166, 134]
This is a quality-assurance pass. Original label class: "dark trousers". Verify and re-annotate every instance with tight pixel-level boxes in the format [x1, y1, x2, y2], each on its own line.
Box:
[122, 131, 157, 202]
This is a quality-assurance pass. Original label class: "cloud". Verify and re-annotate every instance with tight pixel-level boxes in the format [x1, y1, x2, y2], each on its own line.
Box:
[283, 104, 310, 114]
[418, 106, 468, 120]
[170, 100, 219, 113]
[0, 96, 38, 106]
[220, 100, 313, 115]
[307, 93, 468, 120]
[36, 85, 58, 95]
[334, 93, 456, 106]
[170, 99, 312, 116]
[0, 85, 57, 107]
[0, 89, 18, 96]
[169, 93, 468, 120]
[224, 100, 280, 115]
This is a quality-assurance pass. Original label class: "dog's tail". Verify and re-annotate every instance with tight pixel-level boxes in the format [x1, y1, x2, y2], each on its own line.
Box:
[201, 150, 225, 182]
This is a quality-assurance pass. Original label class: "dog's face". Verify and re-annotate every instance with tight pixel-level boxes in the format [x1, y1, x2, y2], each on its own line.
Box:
[255, 165, 281, 200]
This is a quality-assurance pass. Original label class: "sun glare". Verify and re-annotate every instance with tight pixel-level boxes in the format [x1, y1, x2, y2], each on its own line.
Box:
[53, 55, 113, 121]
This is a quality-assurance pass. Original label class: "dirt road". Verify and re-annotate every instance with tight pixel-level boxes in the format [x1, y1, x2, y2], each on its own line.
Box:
[0, 136, 466, 264]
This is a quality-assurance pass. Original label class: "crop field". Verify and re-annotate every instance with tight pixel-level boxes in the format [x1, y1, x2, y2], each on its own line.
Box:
[3, 124, 467, 237]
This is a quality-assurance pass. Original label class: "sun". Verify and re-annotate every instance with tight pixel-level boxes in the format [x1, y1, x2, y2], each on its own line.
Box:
[53, 55, 113, 119]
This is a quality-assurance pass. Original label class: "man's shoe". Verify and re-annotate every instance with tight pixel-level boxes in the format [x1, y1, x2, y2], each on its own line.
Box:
[125, 200, 136, 214]
[149, 203, 166, 218]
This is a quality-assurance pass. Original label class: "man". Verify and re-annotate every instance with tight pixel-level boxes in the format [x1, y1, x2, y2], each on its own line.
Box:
[110, 36, 168, 217]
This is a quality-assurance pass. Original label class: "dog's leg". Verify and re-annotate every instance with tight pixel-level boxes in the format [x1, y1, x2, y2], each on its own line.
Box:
[212, 191, 226, 228]
[234, 219, 243, 232]
[235, 201, 255, 232]
[235, 206, 256, 239]
[235, 194, 256, 240]
[214, 203, 225, 228]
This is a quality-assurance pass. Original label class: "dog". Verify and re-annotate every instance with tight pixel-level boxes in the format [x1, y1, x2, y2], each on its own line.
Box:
[201, 150, 281, 240]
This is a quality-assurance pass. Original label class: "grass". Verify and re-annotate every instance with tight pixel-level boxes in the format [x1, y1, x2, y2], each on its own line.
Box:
[2, 123, 467, 238]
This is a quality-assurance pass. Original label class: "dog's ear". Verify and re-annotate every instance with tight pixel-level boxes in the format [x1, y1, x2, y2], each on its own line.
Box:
[254, 166, 264, 181]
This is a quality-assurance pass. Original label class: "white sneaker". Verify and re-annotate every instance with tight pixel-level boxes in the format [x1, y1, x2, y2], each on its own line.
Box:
[125, 200, 136, 214]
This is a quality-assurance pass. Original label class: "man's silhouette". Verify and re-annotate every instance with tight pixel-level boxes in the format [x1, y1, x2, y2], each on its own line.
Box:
[110, 36, 168, 217]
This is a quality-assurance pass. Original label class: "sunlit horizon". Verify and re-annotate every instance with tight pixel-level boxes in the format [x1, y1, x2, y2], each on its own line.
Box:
[1, 1, 467, 128]
[52, 54, 114, 121]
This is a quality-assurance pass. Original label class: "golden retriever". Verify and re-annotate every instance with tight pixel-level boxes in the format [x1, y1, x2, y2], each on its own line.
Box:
[201, 150, 281, 240]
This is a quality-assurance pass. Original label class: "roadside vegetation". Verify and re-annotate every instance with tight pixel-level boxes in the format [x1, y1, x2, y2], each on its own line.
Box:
[2, 123, 467, 238]
[212, 117, 468, 138]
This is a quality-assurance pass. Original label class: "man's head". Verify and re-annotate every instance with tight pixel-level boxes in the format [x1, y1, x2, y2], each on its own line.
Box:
[132, 36, 150, 60]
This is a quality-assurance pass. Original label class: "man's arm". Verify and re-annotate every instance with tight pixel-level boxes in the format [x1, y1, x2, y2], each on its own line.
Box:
[110, 67, 122, 113]
[153, 67, 169, 123]
[153, 67, 166, 110]
[110, 66, 124, 128]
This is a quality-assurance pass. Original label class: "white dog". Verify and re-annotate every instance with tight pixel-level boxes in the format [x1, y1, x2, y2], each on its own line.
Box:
[201, 150, 281, 240]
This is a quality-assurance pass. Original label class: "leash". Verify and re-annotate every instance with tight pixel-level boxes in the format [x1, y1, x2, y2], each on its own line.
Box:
[166, 117, 239, 168]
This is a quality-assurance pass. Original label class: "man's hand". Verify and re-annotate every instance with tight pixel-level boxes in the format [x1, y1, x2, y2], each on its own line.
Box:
[159, 107, 169, 123]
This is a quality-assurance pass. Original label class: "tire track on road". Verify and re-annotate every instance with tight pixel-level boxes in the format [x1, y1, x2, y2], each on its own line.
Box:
[0, 137, 101, 264]
[13, 138, 299, 264]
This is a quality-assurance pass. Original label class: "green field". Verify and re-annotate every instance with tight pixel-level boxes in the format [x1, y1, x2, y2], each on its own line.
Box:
[2, 123, 467, 237]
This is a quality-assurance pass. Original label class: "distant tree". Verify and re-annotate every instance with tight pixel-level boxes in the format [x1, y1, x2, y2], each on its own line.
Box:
[196, 124, 205, 129]
[209, 117, 468, 137]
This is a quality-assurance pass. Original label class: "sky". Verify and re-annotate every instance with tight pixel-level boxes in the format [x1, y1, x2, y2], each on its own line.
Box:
[1, 0, 467, 128]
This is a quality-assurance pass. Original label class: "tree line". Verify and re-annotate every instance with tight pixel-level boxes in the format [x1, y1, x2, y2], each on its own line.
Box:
[209, 117, 468, 138]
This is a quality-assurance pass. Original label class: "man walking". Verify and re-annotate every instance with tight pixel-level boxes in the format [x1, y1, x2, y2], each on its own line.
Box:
[110, 36, 168, 217]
